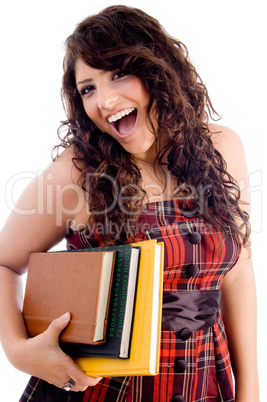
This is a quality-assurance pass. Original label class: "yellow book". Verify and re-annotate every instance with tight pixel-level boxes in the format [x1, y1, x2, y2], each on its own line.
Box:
[75, 239, 164, 376]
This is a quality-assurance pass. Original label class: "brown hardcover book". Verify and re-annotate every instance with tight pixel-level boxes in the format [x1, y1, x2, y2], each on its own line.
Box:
[22, 250, 116, 344]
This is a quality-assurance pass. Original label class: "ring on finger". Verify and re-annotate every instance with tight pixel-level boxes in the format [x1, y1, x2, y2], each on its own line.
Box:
[62, 378, 75, 391]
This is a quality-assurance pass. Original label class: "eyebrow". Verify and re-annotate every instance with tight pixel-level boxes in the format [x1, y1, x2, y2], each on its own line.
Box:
[76, 78, 93, 87]
[76, 70, 110, 87]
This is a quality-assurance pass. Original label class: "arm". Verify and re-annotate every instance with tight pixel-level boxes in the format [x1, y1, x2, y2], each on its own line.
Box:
[221, 249, 259, 401]
[212, 125, 260, 401]
[0, 148, 101, 391]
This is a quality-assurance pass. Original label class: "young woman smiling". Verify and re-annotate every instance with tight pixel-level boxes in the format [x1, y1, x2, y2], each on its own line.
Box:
[0, 5, 259, 402]
[75, 60, 157, 158]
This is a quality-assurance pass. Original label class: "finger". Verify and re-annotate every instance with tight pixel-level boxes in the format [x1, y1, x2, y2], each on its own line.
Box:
[66, 360, 102, 389]
[44, 312, 71, 343]
[61, 378, 76, 392]
[71, 377, 103, 392]
[61, 374, 102, 393]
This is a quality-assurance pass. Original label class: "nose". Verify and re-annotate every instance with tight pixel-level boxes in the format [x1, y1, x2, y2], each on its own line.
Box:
[97, 85, 119, 109]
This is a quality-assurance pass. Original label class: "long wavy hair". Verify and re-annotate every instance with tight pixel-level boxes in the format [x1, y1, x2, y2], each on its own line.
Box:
[56, 5, 250, 246]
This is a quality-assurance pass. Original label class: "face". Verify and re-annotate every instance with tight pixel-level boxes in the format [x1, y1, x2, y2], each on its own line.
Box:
[75, 59, 157, 160]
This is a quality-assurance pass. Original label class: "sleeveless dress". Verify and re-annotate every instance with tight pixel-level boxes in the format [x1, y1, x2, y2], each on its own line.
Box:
[20, 200, 240, 402]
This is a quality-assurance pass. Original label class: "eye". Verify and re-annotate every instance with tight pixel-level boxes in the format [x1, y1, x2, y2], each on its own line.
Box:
[112, 70, 129, 80]
[79, 85, 95, 96]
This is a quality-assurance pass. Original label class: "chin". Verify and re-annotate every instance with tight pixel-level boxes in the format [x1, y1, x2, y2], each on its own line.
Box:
[124, 139, 156, 160]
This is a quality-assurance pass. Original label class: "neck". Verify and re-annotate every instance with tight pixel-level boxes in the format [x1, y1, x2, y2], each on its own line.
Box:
[131, 142, 158, 165]
[138, 162, 176, 203]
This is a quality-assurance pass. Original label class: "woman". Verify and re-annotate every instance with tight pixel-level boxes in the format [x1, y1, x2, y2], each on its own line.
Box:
[0, 5, 259, 402]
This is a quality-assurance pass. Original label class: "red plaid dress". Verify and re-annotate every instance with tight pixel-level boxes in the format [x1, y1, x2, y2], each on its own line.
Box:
[20, 200, 240, 402]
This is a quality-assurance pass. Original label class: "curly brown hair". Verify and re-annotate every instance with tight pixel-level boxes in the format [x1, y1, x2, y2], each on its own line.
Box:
[57, 5, 250, 246]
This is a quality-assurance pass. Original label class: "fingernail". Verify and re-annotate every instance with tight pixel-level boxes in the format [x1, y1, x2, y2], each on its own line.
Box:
[62, 312, 70, 321]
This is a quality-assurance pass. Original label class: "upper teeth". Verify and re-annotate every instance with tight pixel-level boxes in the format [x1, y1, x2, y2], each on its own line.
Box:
[108, 108, 135, 123]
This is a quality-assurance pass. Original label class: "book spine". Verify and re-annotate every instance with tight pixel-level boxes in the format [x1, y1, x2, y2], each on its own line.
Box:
[109, 246, 130, 341]
[61, 245, 132, 358]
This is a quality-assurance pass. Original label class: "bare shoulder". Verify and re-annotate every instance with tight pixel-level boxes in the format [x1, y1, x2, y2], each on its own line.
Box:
[209, 123, 244, 156]
[48, 145, 82, 185]
[209, 123, 247, 182]
[0, 145, 86, 272]
[209, 123, 250, 211]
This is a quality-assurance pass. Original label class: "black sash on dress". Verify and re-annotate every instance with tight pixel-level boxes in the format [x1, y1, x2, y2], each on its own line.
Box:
[162, 290, 221, 332]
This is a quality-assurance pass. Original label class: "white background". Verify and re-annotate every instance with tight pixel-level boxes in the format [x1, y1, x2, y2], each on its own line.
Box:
[0, 0, 266, 400]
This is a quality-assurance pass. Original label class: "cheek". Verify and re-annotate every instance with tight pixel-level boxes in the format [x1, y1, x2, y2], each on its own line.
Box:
[83, 102, 98, 124]
[83, 104, 108, 133]
[134, 79, 150, 104]
[123, 77, 150, 105]
[82, 100, 94, 119]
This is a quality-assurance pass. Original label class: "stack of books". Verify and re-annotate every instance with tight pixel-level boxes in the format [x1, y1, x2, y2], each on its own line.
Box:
[23, 239, 164, 376]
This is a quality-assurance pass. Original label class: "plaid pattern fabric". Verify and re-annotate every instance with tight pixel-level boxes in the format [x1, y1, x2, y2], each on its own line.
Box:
[20, 377, 40, 402]
[20, 200, 240, 401]
[19, 376, 85, 402]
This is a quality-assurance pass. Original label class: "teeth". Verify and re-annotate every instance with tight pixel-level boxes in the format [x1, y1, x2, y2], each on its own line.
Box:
[108, 108, 135, 123]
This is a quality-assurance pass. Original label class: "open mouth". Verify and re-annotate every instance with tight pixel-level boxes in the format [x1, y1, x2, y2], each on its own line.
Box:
[108, 108, 137, 138]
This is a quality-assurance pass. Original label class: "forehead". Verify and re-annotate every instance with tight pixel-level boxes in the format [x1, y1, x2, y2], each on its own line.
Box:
[75, 59, 108, 84]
